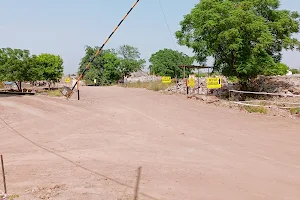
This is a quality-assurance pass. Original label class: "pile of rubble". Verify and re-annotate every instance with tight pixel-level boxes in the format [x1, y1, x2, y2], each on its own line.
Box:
[248, 75, 300, 95]
[125, 71, 161, 83]
[165, 76, 233, 97]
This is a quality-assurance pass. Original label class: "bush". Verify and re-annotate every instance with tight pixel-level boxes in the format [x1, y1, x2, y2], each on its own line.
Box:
[47, 89, 62, 97]
[227, 76, 239, 83]
[122, 81, 174, 91]
[243, 105, 268, 114]
[290, 108, 300, 115]
[195, 72, 207, 78]
[290, 69, 300, 74]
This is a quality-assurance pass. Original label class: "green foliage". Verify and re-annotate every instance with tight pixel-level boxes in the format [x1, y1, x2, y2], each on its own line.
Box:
[0, 48, 40, 82]
[195, 72, 207, 78]
[36, 54, 64, 84]
[290, 108, 300, 115]
[47, 89, 63, 97]
[78, 45, 145, 86]
[176, 0, 300, 81]
[290, 68, 300, 74]
[78, 46, 120, 85]
[243, 105, 268, 114]
[117, 45, 146, 77]
[263, 63, 289, 76]
[122, 81, 174, 91]
[0, 48, 64, 90]
[227, 76, 239, 83]
[149, 48, 194, 78]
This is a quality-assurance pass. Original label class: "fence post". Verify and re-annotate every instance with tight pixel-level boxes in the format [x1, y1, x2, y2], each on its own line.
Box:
[1, 155, 7, 194]
[134, 167, 142, 200]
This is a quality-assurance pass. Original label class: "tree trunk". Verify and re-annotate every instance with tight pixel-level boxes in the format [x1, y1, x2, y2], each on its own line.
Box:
[15, 81, 22, 91]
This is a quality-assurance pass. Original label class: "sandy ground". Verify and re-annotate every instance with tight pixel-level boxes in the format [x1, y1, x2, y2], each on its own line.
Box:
[0, 86, 300, 200]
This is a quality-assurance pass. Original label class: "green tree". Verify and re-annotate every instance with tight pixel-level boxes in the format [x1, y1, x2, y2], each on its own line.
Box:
[36, 53, 64, 88]
[290, 68, 300, 74]
[263, 63, 289, 76]
[176, 0, 300, 82]
[78, 46, 121, 85]
[0, 48, 42, 90]
[149, 48, 194, 78]
[117, 45, 145, 78]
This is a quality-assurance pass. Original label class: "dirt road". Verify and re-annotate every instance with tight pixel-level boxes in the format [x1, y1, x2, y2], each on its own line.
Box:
[1, 86, 300, 200]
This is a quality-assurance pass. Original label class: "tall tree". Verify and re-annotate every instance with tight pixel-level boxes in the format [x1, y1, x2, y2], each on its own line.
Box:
[0, 48, 41, 90]
[176, 0, 300, 82]
[149, 48, 194, 78]
[78, 46, 121, 85]
[78, 45, 145, 85]
[36, 53, 64, 88]
[117, 45, 146, 78]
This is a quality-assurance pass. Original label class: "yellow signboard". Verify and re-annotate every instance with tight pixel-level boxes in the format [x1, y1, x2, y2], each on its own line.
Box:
[65, 78, 71, 83]
[162, 76, 171, 84]
[188, 77, 195, 88]
[206, 77, 222, 89]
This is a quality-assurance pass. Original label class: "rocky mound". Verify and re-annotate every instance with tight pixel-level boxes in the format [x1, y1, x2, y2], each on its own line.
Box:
[165, 76, 233, 97]
[248, 75, 300, 95]
[125, 70, 161, 83]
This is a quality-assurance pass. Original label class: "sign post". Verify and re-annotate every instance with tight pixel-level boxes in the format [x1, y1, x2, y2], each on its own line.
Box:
[161, 76, 171, 84]
[205, 77, 222, 103]
[206, 77, 222, 89]
[65, 77, 71, 87]
[188, 75, 195, 88]
[94, 79, 97, 86]
[65, 78, 71, 83]
[77, 81, 80, 101]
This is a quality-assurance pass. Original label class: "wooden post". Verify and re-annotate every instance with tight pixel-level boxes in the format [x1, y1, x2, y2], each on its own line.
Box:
[206, 68, 209, 103]
[1, 155, 7, 194]
[175, 66, 178, 94]
[198, 68, 200, 94]
[77, 81, 80, 100]
[134, 167, 142, 200]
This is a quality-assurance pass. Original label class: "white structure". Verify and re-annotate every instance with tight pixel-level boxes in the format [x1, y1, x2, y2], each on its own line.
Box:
[286, 71, 293, 76]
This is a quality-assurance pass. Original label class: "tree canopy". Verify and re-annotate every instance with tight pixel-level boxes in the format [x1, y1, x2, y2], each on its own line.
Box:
[36, 53, 64, 87]
[117, 45, 146, 77]
[290, 68, 300, 74]
[0, 48, 64, 90]
[78, 45, 144, 85]
[176, 0, 300, 80]
[149, 48, 194, 78]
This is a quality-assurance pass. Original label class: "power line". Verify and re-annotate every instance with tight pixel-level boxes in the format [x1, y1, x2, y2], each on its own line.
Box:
[158, 0, 179, 51]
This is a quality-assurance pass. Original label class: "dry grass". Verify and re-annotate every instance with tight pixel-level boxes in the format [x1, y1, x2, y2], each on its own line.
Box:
[47, 89, 63, 97]
[122, 81, 174, 92]
[290, 108, 300, 115]
[0, 82, 4, 89]
[243, 105, 268, 114]
[0, 194, 19, 200]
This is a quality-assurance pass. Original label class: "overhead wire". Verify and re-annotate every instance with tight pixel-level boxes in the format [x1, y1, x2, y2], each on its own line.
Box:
[158, 0, 185, 80]
[158, 0, 179, 52]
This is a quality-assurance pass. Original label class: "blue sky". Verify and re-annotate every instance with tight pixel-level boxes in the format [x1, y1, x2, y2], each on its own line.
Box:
[1, 0, 300, 74]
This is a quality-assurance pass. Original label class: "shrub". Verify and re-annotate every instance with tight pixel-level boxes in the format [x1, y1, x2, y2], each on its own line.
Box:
[122, 81, 174, 91]
[243, 105, 268, 114]
[227, 76, 239, 83]
[47, 89, 62, 97]
[290, 108, 300, 115]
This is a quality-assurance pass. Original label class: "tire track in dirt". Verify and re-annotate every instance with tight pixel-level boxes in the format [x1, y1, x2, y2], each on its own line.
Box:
[0, 116, 159, 200]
